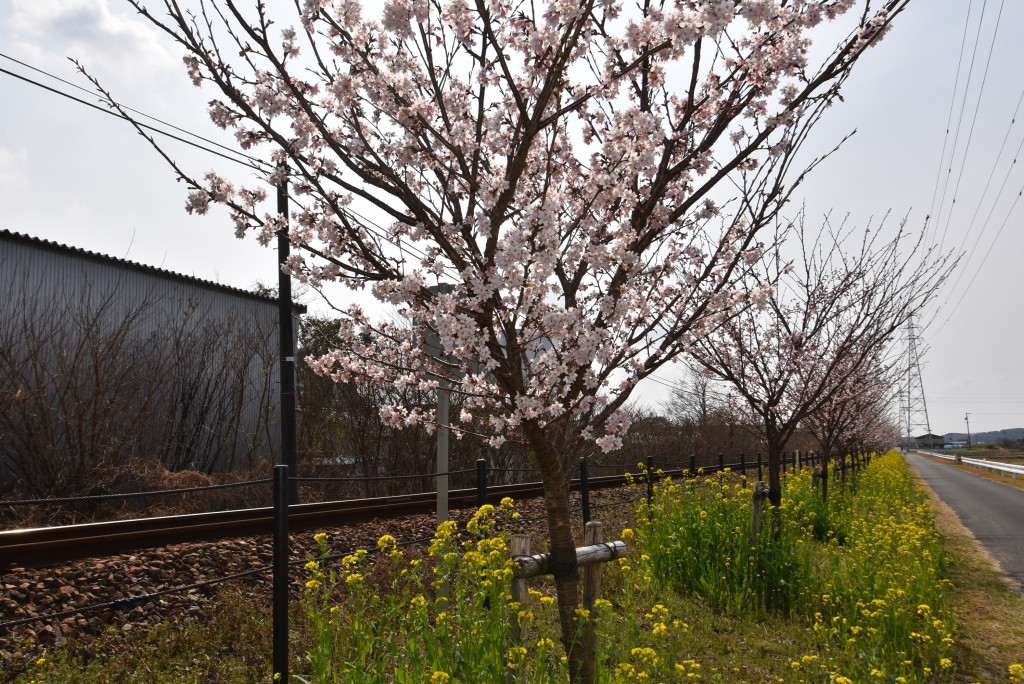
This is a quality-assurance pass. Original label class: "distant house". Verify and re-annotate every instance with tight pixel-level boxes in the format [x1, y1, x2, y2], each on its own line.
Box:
[912, 433, 945, 449]
[0, 229, 303, 491]
[943, 439, 968, 449]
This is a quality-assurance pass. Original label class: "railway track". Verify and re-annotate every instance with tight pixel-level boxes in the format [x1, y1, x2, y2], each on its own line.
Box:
[1, 472, 643, 571]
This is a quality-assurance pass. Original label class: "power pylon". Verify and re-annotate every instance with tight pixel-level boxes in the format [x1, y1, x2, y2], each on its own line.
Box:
[904, 316, 932, 442]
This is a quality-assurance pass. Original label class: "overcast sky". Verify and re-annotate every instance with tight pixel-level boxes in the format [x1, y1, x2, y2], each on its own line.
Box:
[2, 0, 1022, 437]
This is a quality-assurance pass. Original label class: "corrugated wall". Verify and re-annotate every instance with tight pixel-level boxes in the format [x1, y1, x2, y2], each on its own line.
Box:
[0, 233, 288, 478]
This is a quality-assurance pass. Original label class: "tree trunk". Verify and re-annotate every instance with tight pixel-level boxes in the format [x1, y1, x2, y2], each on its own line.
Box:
[522, 420, 586, 682]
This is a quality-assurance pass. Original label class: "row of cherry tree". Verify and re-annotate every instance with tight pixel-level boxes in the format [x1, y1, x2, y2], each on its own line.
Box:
[97, 0, 941, 678]
[688, 212, 947, 506]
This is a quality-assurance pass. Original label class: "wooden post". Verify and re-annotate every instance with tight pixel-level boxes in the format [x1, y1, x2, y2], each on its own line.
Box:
[510, 534, 531, 649]
[508, 529, 627, 684]
[751, 481, 768, 544]
[582, 522, 603, 681]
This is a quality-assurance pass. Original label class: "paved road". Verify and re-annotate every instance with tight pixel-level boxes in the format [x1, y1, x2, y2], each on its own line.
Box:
[905, 452, 1024, 588]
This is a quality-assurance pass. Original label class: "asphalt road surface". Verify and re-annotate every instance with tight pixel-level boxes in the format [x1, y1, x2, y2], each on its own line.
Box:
[905, 452, 1024, 589]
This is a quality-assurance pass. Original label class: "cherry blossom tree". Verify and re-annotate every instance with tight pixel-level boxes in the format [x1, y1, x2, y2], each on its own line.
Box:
[804, 350, 894, 499]
[689, 214, 951, 511]
[98, 0, 912, 676]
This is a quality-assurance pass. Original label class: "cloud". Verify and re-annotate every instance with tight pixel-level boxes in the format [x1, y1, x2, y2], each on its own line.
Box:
[0, 145, 28, 189]
[6, 0, 175, 80]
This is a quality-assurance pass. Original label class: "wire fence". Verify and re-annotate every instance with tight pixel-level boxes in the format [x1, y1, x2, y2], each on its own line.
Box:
[0, 448, 865, 641]
[0, 449, 830, 525]
[0, 478, 274, 508]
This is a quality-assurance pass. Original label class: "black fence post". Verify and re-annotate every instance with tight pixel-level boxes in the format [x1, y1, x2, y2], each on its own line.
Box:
[277, 172, 299, 506]
[782, 451, 787, 475]
[718, 452, 724, 472]
[273, 465, 289, 683]
[756, 452, 763, 481]
[740, 453, 747, 481]
[476, 459, 488, 508]
[689, 454, 697, 476]
[580, 457, 591, 525]
[646, 456, 655, 505]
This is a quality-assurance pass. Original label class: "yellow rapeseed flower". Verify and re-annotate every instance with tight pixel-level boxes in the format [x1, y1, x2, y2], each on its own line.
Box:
[506, 646, 528, 669]
[377, 534, 397, 553]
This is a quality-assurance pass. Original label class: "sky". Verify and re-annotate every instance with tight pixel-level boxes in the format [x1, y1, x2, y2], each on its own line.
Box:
[1, 0, 1022, 438]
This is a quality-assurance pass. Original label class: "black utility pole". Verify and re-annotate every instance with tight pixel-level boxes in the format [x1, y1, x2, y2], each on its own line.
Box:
[278, 167, 299, 504]
[965, 413, 972, 449]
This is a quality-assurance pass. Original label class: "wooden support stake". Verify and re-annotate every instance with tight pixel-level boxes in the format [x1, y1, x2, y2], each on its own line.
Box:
[582, 522, 603, 679]
[510, 534, 531, 642]
[507, 528, 627, 684]
[751, 481, 768, 544]
[512, 541, 627, 579]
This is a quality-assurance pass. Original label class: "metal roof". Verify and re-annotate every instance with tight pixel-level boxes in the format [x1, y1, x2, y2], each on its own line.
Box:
[0, 229, 306, 313]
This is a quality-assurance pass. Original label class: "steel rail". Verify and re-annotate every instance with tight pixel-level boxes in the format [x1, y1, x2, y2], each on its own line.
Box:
[0, 473, 653, 570]
[0, 458, 793, 570]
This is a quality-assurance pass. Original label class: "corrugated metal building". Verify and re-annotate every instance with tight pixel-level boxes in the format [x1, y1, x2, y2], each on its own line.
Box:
[0, 229, 303, 492]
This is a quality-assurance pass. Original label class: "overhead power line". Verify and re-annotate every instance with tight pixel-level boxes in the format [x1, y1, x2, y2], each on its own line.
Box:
[936, 121, 1024, 313]
[0, 64, 266, 171]
[929, 179, 1024, 340]
[929, 0, 989, 247]
[935, 0, 1007, 254]
[0, 54, 453, 276]
[926, 0, 976, 245]
[0, 52, 270, 170]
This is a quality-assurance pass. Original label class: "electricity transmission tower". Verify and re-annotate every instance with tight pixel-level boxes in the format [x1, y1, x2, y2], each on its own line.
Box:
[904, 317, 932, 443]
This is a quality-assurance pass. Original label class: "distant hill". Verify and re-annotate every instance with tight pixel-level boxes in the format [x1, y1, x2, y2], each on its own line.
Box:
[943, 428, 1024, 444]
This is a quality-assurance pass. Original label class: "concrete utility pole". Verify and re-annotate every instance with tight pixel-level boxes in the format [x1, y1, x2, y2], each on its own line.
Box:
[423, 284, 456, 525]
[965, 413, 972, 448]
